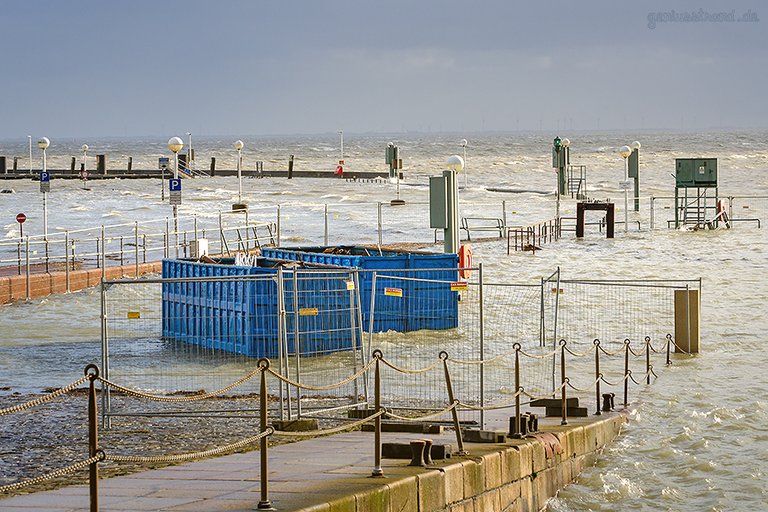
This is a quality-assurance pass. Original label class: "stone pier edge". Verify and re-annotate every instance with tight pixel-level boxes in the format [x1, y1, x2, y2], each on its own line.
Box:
[0, 261, 163, 304]
[299, 413, 627, 512]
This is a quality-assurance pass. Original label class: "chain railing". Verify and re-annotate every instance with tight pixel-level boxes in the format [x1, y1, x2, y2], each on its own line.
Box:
[1, 330, 692, 509]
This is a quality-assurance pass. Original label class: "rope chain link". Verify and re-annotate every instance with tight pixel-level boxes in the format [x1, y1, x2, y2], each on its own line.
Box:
[0, 453, 103, 493]
[97, 369, 261, 402]
[266, 358, 374, 391]
[0, 375, 89, 416]
[378, 357, 442, 374]
[108, 428, 273, 463]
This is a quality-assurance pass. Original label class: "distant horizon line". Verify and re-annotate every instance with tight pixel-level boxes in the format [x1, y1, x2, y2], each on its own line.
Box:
[2, 125, 767, 143]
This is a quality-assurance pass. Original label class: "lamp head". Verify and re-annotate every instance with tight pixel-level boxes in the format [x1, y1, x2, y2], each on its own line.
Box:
[561, 138, 570, 148]
[37, 137, 50, 150]
[619, 145, 632, 159]
[631, 140, 641, 151]
[167, 137, 184, 153]
[460, 139, 468, 147]
[446, 154, 465, 172]
[233, 139, 244, 151]
[81, 144, 88, 152]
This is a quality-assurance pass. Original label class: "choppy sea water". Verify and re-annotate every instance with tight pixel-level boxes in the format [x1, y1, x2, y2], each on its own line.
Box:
[1, 131, 767, 510]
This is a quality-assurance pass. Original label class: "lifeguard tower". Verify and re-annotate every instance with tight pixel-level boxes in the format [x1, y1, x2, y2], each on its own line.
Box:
[673, 158, 726, 229]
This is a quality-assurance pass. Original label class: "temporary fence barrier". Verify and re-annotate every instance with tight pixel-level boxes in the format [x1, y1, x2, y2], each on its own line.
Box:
[0, 330, 692, 509]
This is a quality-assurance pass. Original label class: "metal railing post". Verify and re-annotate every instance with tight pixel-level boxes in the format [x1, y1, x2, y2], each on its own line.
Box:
[101, 226, 106, 281]
[594, 339, 601, 415]
[292, 270, 302, 418]
[440, 351, 466, 455]
[134, 222, 139, 278]
[324, 203, 329, 246]
[666, 333, 672, 366]
[511, 343, 522, 438]
[650, 196, 655, 230]
[645, 336, 651, 385]
[478, 262, 485, 430]
[377, 202, 383, 246]
[560, 339, 568, 426]
[25, 236, 30, 300]
[257, 359, 273, 510]
[85, 364, 100, 512]
[371, 349, 384, 477]
[623, 339, 630, 407]
[65, 231, 70, 292]
[119, 236, 124, 266]
[45, 238, 49, 273]
[276, 205, 281, 247]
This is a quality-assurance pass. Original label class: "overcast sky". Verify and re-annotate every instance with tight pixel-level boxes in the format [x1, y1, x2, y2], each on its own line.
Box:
[1, 0, 765, 138]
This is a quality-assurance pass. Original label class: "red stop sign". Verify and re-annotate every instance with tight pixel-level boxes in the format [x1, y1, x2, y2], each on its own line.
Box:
[16, 213, 26, 224]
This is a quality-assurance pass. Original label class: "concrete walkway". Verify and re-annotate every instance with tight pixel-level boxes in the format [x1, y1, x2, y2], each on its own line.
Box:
[1, 428, 460, 511]
[0, 411, 623, 512]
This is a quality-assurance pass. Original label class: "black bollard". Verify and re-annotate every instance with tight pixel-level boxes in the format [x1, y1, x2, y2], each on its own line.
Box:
[70, 156, 76, 171]
[128, 156, 133, 171]
[210, 157, 216, 176]
[408, 440, 426, 467]
[602, 393, 615, 412]
[422, 439, 433, 465]
[288, 154, 294, 179]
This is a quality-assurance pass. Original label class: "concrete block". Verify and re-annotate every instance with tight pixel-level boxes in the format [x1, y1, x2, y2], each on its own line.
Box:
[500, 447, 521, 484]
[444, 461, 465, 504]
[498, 481, 521, 510]
[327, 493, 356, 512]
[273, 419, 319, 431]
[462, 459, 485, 498]
[513, 443, 533, 479]
[387, 475, 418, 512]
[382, 442, 452, 460]
[447, 499, 474, 512]
[530, 398, 579, 408]
[355, 486, 388, 512]
[531, 442, 547, 474]
[361, 423, 443, 434]
[461, 429, 506, 443]
[482, 452, 502, 490]
[519, 477, 534, 512]
[545, 406, 589, 417]
[417, 468, 446, 512]
[474, 488, 500, 512]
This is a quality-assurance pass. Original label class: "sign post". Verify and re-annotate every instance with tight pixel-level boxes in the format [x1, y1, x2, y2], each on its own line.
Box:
[16, 213, 25, 275]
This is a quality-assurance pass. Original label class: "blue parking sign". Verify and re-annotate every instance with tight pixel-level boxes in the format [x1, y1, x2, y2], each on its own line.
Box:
[40, 171, 50, 182]
[169, 178, 182, 191]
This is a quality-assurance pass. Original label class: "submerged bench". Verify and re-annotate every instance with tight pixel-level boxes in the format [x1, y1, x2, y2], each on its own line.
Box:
[460, 217, 505, 240]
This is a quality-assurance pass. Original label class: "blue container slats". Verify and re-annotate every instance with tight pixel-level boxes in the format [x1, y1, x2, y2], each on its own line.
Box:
[162, 247, 459, 359]
[261, 246, 459, 333]
[162, 259, 356, 359]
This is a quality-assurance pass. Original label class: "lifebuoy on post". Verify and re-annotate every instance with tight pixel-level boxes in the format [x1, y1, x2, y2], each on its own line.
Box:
[459, 244, 473, 278]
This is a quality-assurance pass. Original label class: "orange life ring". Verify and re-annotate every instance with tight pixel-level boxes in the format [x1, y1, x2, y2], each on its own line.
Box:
[459, 244, 472, 279]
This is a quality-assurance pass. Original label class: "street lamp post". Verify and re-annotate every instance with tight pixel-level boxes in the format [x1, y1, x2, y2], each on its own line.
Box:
[338, 130, 343, 163]
[167, 137, 184, 256]
[460, 139, 468, 188]
[619, 145, 632, 233]
[81, 144, 88, 190]
[37, 137, 50, 239]
[233, 140, 246, 211]
[28, 135, 32, 175]
[630, 140, 641, 211]
[445, 155, 464, 254]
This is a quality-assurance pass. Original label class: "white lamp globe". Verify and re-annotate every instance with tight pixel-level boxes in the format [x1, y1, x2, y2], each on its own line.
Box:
[561, 138, 571, 148]
[37, 137, 50, 150]
[81, 144, 88, 152]
[631, 141, 641, 151]
[167, 137, 184, 154]
[619, 145, 632, 159]
[233, 140, 244, 151]
[446, 154, 465, 172]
